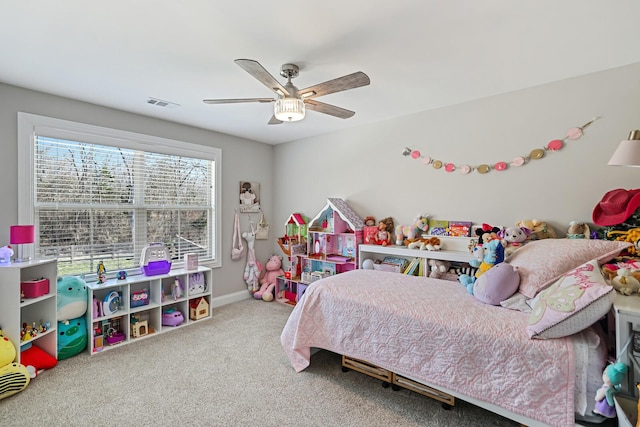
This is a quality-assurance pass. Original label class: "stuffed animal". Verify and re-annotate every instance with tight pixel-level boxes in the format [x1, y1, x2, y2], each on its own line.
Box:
[428, 260, 451, 279]
[473, 263, 520, 305]
[255, 255, 284, 301]
[0, 333, 31, 400]
[57, 316, 87, 360]
[57, 276, 88, 322]
[408, 236, 441, 251]
[474, 223, 501, 246]
[567, 221, 591, 239]
[0, 245, 13, 264]
[242, 229, 263, 294]
[499, 226, 531, 258]
[516, 219, 557, 240]
[459, 239, 503, 294]
[396, 214, 429, 246]
[610, 268, 640, 296]
[593, 362, 628, 418]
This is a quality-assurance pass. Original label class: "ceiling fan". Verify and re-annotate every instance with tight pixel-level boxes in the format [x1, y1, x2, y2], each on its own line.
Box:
[203, 59, 370, 124]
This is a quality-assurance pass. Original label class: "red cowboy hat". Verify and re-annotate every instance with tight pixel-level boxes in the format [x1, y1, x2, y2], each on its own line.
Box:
[592, 188, 640, 226]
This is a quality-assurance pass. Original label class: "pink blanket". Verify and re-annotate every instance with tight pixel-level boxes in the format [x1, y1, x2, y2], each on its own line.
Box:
[281, 269, 576, 427]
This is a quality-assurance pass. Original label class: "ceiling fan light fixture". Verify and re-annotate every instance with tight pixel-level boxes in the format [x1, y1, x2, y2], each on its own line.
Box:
[274, 97, 305, 122]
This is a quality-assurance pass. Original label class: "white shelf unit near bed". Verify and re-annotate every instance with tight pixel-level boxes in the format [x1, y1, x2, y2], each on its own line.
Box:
[358, 240, 473, 276]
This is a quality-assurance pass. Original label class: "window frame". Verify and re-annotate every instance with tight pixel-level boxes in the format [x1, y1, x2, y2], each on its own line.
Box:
[17, 112, 222, 271]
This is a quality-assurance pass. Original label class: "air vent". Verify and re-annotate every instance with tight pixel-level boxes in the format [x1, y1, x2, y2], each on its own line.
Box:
[146, 97, 180, 109]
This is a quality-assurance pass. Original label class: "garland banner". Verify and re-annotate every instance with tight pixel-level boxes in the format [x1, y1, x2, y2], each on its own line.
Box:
[403, 118, 598, 175]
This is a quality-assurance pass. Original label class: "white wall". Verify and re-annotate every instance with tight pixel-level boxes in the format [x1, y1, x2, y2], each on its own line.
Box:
[274, 62, 640, 241]
[0, 83, 274, 299]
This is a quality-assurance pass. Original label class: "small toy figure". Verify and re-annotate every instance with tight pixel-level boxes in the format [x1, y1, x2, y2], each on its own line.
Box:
[117, 270, 127, 280]
[96, 261, 107, 284]
[593, 362, 628, 418]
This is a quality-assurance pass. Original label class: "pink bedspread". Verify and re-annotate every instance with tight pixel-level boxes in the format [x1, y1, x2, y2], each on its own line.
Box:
[281, 269, 576, 427]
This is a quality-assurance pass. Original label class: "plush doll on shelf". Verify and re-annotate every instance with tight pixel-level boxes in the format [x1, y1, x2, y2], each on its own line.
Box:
[567, 221, 591, 239]
[499, 226, 531, 258]
[428, 259, 451, 279]
[459, 239, 503, 294]
[593, 362, 628, 418]
[369, 218, 394, 246]
[255, 255, 284, 301]
[516, 219, 557, 240]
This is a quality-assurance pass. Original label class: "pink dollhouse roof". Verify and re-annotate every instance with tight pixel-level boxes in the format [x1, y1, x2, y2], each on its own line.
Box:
[311, 198, 365, 231]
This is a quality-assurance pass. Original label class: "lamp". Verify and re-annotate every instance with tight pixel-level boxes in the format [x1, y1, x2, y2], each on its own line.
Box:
[608, 130, 640, 166]
[274, 97, 305, 122]
[10, 225, 35, 262]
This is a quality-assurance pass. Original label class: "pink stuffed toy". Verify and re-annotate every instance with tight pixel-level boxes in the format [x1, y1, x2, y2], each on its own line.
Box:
[255, 255, 284, 301]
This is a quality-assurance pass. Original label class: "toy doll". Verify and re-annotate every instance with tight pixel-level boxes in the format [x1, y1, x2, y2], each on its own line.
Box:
[593, 362, 628, 418]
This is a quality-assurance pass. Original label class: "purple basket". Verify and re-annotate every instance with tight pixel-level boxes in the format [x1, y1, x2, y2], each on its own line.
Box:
[142, 260, 171, 276]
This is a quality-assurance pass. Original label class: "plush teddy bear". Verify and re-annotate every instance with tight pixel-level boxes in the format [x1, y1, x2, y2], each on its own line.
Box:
[428, 259, 451, 279]
[255, 255, 284, 301]
[499, 226, 531, 258]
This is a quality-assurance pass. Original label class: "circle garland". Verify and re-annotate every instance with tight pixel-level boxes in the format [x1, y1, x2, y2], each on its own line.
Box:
[402, 117, 599, 175]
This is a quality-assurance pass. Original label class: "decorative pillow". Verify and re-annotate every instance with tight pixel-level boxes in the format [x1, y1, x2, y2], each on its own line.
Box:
[506, 239, 630, 298]
[20, 344, 58, 370]
[473, 263, 520, 305]
[526, 259, 615, 339]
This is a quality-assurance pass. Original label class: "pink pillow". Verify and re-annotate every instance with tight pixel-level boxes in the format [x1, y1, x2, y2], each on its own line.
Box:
[506, 239, 630, 298]
[20, 344, 57, 370]
[527, 259, 614, 339]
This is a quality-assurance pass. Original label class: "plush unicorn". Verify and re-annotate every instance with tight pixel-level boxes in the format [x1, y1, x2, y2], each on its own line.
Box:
[0, 246, 13, 264]
[242, 229, 263, 294]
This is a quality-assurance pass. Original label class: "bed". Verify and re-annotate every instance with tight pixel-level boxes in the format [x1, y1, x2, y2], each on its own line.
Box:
[281, 239, 632, 427]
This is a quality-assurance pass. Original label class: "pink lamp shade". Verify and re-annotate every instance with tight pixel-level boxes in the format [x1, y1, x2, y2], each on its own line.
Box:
[10, 225, 35, 245]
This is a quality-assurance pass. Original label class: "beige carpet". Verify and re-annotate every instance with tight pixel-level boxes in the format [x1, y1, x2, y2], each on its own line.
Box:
[0, 298, 569, 426]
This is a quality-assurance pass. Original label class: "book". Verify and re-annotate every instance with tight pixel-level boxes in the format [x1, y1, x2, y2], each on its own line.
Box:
[403, 258, 420, 275]
[428, 219, 449, 236]
[448, 221, 472, 237]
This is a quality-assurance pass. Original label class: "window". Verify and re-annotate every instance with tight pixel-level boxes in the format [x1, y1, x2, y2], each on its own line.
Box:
[18, 113, 221, 277]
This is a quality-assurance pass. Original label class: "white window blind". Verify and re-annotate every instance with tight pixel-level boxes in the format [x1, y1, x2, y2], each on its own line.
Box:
[18, 113, 221, 277]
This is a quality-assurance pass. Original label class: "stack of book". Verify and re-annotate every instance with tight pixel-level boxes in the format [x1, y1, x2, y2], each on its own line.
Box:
[402, 257, 426, 276]
[372, 256, 408, 273]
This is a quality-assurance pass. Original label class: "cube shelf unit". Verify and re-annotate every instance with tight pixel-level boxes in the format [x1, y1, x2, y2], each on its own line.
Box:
[85, 266, 212, 354]
[0, 258, 58, 363]
[276, 198, 364, 306]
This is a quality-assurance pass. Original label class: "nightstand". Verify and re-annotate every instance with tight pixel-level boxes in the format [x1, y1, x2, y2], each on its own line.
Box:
[612, 293, 640, 395]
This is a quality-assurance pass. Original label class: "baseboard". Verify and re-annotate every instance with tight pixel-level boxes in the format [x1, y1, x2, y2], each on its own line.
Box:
[211, 290, 251, 308]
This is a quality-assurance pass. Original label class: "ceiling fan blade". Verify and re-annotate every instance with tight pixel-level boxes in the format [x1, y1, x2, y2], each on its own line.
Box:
[234, 59, 290, 96]
[203, 98, 274, 104]
[268, 115, 283, 125]
[304, 99, 355, 119]
[298, 71, 370, 99]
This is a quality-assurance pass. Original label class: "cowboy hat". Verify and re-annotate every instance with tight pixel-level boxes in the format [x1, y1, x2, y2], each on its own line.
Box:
[592, 188, 640, 226]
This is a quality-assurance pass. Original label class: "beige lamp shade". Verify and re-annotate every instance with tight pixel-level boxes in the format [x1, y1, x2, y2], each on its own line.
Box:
[609, 130, 640, 166]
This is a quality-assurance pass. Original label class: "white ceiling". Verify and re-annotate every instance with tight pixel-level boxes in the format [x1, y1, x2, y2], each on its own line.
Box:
[2, 1, 640, 145]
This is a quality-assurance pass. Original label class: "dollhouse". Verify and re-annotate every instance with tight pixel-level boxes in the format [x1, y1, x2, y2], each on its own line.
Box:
[276, 198, 364, 305]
